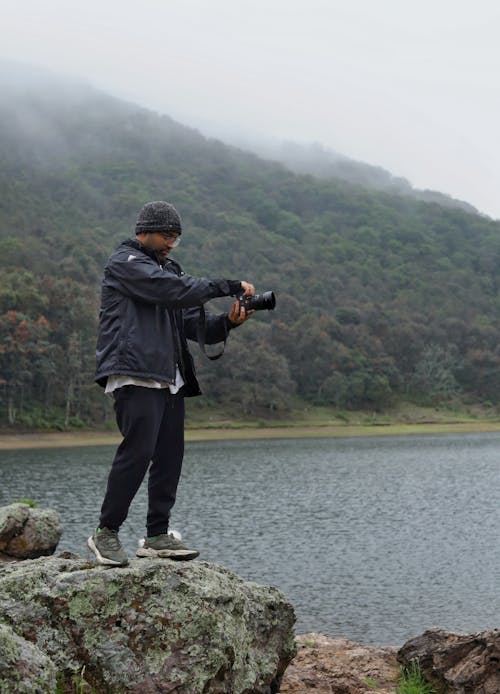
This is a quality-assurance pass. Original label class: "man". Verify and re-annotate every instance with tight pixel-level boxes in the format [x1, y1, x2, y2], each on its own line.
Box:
[88, 201, 254, 566]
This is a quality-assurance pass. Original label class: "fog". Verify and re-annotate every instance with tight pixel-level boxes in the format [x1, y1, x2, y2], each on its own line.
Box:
[2, 0, 500, 218]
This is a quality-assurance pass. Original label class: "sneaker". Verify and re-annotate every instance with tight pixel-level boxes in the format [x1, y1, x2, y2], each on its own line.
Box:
[87, 527, 129, 566]
[137, 528, 182, 547]
[136, 532, 199, 560]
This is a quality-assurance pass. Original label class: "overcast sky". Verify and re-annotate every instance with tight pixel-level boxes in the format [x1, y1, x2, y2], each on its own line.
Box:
[3, 0, 500, 218]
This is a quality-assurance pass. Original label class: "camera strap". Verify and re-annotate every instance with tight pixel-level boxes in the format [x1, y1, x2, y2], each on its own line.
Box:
[197, 304, 227, 360]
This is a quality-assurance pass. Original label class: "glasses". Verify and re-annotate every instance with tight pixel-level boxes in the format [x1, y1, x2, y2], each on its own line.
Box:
[159, 232, 181, 247]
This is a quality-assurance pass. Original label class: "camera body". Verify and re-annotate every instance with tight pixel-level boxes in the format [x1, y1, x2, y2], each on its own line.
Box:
[238, 290, 276, 313]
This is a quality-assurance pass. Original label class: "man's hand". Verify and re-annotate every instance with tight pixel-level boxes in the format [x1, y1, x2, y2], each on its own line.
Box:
[228, 300, 254, 326]
[240, 281, 255, 297]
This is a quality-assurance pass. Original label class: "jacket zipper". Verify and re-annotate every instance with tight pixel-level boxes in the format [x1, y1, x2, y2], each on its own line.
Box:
[159, 260, 177, 386]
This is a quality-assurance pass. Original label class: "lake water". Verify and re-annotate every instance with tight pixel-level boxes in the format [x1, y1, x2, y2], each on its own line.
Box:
[1, 432, 499, 646]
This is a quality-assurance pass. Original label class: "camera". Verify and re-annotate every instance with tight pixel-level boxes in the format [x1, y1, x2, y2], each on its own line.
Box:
[238, 290, 276, 313]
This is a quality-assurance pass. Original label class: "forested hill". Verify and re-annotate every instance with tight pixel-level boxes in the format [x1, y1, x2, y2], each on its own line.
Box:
[1, 66, 500, 429]
[244, 140, 479, 214]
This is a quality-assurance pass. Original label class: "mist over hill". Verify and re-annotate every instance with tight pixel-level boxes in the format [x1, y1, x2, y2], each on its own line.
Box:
[231, 137, 479, 215]
[1, 62, 500, 429]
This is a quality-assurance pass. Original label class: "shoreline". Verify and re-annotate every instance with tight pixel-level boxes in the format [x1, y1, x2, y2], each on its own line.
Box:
[1, 419, 500, 449]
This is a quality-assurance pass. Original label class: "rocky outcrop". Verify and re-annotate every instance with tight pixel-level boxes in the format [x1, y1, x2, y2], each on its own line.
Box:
[280, 633, 399, 693]
[398, 627, 500, 694]
[0, 621, 57, 692]
[282, 629, 500, 694]
[0, 553, 296, 693]
[0, 502, 62, 559]
[1, 502, 497, 694]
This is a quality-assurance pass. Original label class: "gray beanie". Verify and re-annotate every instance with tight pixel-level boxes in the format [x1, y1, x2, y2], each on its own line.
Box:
[135, 201, 182, 234]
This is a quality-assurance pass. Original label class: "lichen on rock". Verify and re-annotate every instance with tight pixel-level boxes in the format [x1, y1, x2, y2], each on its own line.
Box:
[0, 502, 62, 559]
[0, 554, 296, 693]
[0, 621, 57, 693]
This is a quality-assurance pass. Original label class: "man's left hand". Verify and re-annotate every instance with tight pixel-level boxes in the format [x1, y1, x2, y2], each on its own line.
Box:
[228, 300, 254, 326]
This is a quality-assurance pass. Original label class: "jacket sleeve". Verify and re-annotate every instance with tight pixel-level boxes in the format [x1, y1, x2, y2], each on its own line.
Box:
[105, 251, 241, 309]
[183, 306, 235, 345]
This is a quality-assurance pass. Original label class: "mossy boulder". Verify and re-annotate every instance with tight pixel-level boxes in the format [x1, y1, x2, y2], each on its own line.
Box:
[0, 503, 62, 559]
[0, 554, 296, 693]
[0, 621, 57, 693]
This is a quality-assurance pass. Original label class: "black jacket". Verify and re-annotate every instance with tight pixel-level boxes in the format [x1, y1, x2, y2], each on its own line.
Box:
[95, 239, 241, 396]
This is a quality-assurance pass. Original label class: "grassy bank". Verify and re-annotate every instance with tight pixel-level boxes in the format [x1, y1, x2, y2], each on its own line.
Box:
[1, 403, 500, 449]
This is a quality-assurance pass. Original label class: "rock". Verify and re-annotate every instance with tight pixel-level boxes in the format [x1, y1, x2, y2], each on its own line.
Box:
[280, 633, 399, 694]
[0, 621, 57, 693]
[0, 554, 296, 693]
[0, 502, 30, 549]
[0, 503, 62, 559]
[398, 627, 500, 694]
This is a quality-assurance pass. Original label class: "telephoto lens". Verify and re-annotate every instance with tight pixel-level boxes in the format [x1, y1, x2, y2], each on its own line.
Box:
[247, 291, 276, 311]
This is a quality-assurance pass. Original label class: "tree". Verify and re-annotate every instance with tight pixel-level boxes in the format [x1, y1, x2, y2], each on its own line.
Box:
[409, 344, 461, 404]
[0, 311, 50, 424]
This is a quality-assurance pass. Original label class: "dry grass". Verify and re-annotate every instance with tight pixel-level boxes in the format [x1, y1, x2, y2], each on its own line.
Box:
[1, 420, 500, 450]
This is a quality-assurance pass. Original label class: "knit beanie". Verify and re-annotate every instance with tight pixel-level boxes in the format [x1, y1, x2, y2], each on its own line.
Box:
[135, 201, 182, 234]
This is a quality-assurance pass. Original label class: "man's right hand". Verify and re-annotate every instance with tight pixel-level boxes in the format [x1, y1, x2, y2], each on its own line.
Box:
[240, 281, 255, 297]
[228, 300, 254, 325]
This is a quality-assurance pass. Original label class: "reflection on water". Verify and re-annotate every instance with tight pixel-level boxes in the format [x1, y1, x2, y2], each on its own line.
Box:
[1, 432, 500, 645]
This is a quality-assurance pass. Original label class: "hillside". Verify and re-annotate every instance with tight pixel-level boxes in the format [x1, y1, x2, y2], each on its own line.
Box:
[239, 139, 479, 214]
[1, 64, 500, 429]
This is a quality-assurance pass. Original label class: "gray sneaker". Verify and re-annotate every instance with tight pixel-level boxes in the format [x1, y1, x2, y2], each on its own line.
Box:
[136, 533, 199, 560]
[87, 528, 129, 566]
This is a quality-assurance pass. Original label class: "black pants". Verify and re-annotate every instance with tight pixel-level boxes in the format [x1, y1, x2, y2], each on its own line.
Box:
[99, 386, 185, 537]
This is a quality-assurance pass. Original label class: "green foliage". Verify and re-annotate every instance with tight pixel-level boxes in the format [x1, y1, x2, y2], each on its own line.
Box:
[1, 77, 500, 428]
[13, 498, 37, 507]
[302, 639, 318, 648]
[397, 660, 437, 694]
[56, 666, 97, 694]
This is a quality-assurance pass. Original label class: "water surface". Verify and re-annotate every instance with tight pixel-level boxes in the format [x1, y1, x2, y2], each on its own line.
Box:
[1, 432, 499, 645]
